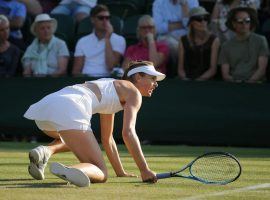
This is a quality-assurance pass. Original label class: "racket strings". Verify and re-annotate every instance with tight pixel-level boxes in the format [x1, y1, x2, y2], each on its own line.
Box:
[190, 155, 240, 183]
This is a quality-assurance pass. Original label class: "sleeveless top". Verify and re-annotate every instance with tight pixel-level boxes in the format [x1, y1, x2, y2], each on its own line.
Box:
[181, 34, 216, 79]
[85, 78, 123, 114]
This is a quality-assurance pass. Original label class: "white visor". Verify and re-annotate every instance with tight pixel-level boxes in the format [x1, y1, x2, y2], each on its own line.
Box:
[127, 65, 166, 81]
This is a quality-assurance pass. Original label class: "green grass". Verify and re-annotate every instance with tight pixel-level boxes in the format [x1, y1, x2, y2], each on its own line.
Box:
[0, 142, 270, 200]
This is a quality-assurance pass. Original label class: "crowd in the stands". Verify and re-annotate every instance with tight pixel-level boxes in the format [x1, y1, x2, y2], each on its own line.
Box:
[0, 0, 269, 83]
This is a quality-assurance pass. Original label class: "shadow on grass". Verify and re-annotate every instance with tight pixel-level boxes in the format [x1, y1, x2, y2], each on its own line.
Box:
[1, 182, 70, 188]
[0, 178, 33, 182]
[0, 163, 27, 166]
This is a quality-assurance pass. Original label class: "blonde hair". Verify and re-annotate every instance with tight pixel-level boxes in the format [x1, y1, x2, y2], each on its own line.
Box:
[122, 60, 154, 81]
[136, 15, 156, 40]
[0, 15, 9, 25]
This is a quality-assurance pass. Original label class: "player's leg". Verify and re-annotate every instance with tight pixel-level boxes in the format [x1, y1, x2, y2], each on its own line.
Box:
[50, 129, 107, 185]
[28, 121, 70, 180]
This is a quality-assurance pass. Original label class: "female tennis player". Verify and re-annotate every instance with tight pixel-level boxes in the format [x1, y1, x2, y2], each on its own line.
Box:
[24, 60, 165, 187]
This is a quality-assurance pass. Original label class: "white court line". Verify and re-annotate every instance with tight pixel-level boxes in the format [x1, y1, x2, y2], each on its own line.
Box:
[181, 183, 270, 200]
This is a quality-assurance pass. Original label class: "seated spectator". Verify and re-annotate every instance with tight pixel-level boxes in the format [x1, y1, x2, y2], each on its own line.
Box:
[122, 15, 169, 74]
[38, 0, 61, 13]
[219, 7, 269, 83]
[152, 0, 199, 65]
[211, 0, 257, 44]
[22, 14, 69, 77]
[0, 15, 21, 77]
[178, 7, 220, 81]
[51, 0, 97, 22]
[260, 0, 270, 45]
[0, 0, 27, 50]
[258, 0, 270, 31]
[254, 0, 261, 9]
[72, 4, 126, 77]
[17, 0, 42, 16]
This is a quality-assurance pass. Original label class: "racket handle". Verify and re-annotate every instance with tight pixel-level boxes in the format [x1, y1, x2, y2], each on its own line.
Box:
[156, 172, 172, 179]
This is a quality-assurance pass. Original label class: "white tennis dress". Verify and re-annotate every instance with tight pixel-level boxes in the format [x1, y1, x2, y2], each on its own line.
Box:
[24, 78, 123, 132]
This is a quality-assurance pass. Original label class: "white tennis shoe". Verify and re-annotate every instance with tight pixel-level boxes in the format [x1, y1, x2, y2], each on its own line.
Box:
[50, 162, 90, 187]
[28, 145, 51, 180]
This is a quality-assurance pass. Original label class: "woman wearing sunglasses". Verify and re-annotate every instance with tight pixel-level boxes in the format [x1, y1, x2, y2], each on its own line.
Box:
[178, 6, 220, 81]
[211, 0, 257, 44]
[219, 7, 269, 83]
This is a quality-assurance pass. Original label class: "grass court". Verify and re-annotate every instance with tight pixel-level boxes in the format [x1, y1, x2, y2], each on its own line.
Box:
[0, 142, 269, 200]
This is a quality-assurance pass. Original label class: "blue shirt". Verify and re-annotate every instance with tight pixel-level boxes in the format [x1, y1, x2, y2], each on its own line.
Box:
[153, 0, 199, 38]
[0, 0, 26, 39]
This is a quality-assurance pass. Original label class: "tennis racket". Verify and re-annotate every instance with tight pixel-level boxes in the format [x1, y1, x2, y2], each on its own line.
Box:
[157, 152, 241, 185]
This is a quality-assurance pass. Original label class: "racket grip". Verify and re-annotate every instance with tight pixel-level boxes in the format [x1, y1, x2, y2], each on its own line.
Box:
[156, 172, 172, 179]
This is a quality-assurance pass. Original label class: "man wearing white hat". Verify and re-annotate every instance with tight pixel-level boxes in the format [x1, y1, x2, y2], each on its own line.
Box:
[22, 13, 70, 77]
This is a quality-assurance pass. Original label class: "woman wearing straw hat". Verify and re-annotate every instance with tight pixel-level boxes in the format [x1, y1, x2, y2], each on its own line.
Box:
[24, 60, 163, 186]
[178, 6, 220, 81]
[22, 14, 69, 77]
[219, 7, 269, 83]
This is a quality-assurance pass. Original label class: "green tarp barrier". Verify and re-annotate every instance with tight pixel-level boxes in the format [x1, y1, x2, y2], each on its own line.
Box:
[1, 77, 269, 147]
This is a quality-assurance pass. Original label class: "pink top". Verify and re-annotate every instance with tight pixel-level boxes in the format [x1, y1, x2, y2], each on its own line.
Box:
[124, 41, 169, 74]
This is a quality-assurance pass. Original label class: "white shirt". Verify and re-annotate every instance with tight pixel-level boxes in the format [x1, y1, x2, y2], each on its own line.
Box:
[60, 0, 97, 7]
[74, 32, 126, 77]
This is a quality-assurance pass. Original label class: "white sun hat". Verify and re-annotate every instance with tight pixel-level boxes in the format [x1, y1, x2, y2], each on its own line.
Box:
[30, 14, 57, 36]
[127, 65, 166, 81]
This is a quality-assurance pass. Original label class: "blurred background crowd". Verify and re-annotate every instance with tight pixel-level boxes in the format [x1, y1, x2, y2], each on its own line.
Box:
[0, 0, 270, 83]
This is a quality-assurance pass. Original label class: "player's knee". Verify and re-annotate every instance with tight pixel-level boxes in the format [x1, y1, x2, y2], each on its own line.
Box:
[100, 175, 108, 183]
[95, 166, 108, 183]
[94, 171, 107, 183]
[101, 168, 108, 183]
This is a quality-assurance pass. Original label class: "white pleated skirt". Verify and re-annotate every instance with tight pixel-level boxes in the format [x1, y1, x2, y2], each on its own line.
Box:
[24, 85, 98, 132]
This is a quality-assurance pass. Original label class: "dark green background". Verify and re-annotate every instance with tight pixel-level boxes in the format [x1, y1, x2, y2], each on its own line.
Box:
[1, 77, 269, 147]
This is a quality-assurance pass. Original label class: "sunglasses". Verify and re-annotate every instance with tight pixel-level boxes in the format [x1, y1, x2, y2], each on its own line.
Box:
[191, 15, 209, 22]
[234, 18, 251, 25]
[96, 15, 110, 21]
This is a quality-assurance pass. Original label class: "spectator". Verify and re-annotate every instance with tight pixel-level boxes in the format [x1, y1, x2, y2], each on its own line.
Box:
[152, 0, 199, 65]
[72, 4, 126, 77]
[22, 14, 69, 77]
[0, 0, 27, 50]
[51, 0, 97, 22]
[0, 15, 21, 77]
[259, 0, 270, 45]
[219, 7, 269, 83]
[178, 7, 220, 81]
[211, 0, 257, 44]
[258, 0, 270, 29]
[122, 15, 169, 74]
[254, 0, 261, 9]
[17, 0, 42, 16]
[38, 0, 61, 13]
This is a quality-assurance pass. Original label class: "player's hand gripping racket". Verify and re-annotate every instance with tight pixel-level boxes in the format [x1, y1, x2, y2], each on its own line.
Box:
[157, 152, 241, 185]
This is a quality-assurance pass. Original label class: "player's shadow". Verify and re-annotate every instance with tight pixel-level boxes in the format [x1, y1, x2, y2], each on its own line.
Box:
[0, 178, 70, 188]
[0, 178, 33, 181]
[2, 182, 68, 188]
